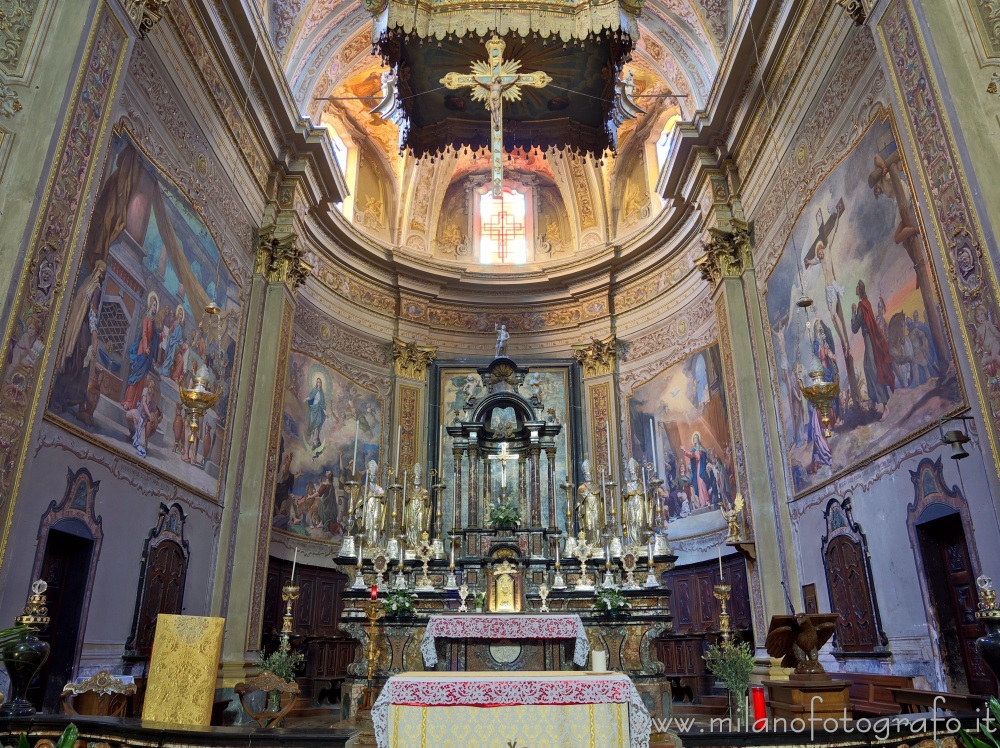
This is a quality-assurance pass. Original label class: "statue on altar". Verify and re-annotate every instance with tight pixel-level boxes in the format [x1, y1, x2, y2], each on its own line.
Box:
[357, 460, 387, 544]
[405, 462, 432, 548]
[495, 323, 509, 358]
[576, 460, 605, 546]
[622, 458, 648, 547]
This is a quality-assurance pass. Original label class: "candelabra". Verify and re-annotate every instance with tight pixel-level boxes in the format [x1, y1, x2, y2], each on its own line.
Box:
[280, 583, 300, 652]
[351, 559, 367, 590]
[560, 475, 576, 556]
[644, 534, 659, 589]
[338, 479, 361, 558]
[392, 552, 408, 590]
[444, 536, 459, 590]
[551, 534, 566, 589]
[647, 475, 672, 556]
[714, 583, 732, 647]
[574, 532, 595, 591]
[358, 592, 385, 712]
[431, 470, 447, 559]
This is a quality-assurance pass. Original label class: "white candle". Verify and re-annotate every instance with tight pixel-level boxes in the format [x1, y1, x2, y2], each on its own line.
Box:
[352, 420, 359, 473]
[438, 425, 445, 476]
[718, 545, 723, 577]
[555, 541, 560, 565]
[395, 425, 402, 475]
[647, 538, 654, 564]
[358, 536, 364, 564]
[592, 649, 607, 672]
[649, 418, 657, 475]
[605, 420, 612, 475]
[291, 547, 298, 583]
[403, 470, 408, 513]
[449, 538, 456, 568]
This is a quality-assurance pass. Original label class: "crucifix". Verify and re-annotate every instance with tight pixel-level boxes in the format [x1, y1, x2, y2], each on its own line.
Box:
[488, 441, 519, 498]
[441, 35, 552, 197]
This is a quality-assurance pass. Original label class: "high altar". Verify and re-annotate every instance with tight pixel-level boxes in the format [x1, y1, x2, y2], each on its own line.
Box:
[334, 351, 676, 722]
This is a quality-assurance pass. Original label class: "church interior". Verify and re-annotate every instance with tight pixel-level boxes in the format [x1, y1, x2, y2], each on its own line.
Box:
[1, 0, 1000, 745]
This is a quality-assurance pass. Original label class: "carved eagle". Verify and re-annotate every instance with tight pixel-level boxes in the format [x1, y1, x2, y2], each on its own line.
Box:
[765, 613, 839, 675]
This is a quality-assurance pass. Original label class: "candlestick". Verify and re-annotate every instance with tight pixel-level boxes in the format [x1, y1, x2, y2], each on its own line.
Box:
[718, 545, 723, 577]
[370, 584, 378, 600]
[358, 536, 364, 564]
[353, 420, 359, 472]
[605, 420, 612, 475]
[395, 425, 401, 475]
[649, 418, 657, 475]
[291, 547, 297, 584]
[438, 425, 444, 476]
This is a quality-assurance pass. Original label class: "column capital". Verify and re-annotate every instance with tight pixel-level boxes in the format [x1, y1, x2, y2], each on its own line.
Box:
[834, 0, 869, 25]
[695, 220, 754, 288]
[392, 337, 437, 380]
[256, 226, 310, 292]
[122, 0, 170, 38]
[572, 335, 618, 378]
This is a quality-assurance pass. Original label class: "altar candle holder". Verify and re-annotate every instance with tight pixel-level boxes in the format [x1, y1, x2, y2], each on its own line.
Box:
[573, 532, 595, 591]
[714, 583, 733, 647]
[358, 587, 385, 712]
[538, 582, 551, 613]
[338, 479, 360, 558]
[751, 684, 767, 731]
[607, 484, 623, 558]
[431, 470, 447, 559]
[280, 583, 300, 652]
[560, 475, 576, 556]
[644, 535, 659, 588]
[552, 536, 566, 589]
[458, 583, 470, 612]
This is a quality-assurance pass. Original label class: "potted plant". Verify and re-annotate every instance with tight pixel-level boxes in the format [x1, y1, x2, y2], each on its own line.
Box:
[472, 591, 486, 613]
[703, 641, 755, 725]
[961, 696, 1000, 748]
[256, 647, 304, 712]
[382, 589, 417, 619]
[593, 589, 631, 619]
[488, 499, 521, 532]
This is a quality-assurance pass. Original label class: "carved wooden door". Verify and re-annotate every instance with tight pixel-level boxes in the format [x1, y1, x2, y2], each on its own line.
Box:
[826, 535, 878, 651]
[135, 540, 185, 656]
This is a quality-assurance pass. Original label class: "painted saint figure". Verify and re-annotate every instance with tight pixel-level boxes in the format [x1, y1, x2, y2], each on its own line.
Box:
[683, 432, 712, 509]
[576, 460, 605, 546]
[159, 305, 186, 377]
[305, 376, 327, 452]
[851, 279, 895, 421]
[52, 261, 107, 424]
[405, 463, 432, 548]
[122, 291, 160, 411]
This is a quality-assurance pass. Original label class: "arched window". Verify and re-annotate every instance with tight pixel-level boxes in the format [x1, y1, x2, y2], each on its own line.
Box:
[821, 497, 888, 654]
[475, 184, 533, 265]
[655, 114, 681, 168]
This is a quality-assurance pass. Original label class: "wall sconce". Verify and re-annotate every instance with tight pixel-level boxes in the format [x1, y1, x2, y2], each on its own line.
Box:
[938, 416, 974, 460]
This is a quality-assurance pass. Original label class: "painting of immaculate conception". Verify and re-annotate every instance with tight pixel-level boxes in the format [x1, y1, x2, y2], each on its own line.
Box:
[440, 367, 570, 530]
[46, 134, 241, 498]
[764, 117, 962, 495]
[272, 351, 382, 542]
[628, 344, 733, 540]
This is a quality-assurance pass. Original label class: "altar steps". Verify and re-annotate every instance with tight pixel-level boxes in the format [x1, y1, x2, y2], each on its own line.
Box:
[670, 692, 729, 719]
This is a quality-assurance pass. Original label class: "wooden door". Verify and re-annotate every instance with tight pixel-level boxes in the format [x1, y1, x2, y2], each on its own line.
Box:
[918, 514, 994, 694]
[826, 535, 878, 651]
[133, 540, 186, 656]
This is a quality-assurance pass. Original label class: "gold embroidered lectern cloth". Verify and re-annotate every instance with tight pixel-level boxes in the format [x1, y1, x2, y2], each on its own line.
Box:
[420, 614, 589, 667]
[372, 671, 651, 748]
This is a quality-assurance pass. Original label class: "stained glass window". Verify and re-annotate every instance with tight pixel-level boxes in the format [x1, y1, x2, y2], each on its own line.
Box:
[478, 188, 529, 265]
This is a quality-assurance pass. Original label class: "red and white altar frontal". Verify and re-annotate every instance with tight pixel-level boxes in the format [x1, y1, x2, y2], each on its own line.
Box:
[372, 671, 652, 748]
[419, 613, 590, 667]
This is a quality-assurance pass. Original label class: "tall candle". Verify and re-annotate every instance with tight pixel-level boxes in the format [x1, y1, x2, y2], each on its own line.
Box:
[647, 538, 653, 564]
[402, 470, 408, 526]
[649, 418, 657, 475]
[555, 541, 560, 565]
[605, 420, 612, 475]
[358, 536, 364, 564]
[438, 425, 445, 476]
[291, 547, 298, 583]
[718, 545, 723, 577]
[352, 420, 359, 473]
[395, 425, 401, 475]
[449, 538, 456, 568]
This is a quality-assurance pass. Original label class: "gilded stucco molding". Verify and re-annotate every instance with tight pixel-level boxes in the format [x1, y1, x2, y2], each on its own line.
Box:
[256, 226, 311, 292]
[572, 335, 618, 378]
[0, 0, 38, 73]
[694, 220, 752, 288]
[122, 0, 170, 38]
[392, 337, 437, 380]
[834, 0, 870, 25]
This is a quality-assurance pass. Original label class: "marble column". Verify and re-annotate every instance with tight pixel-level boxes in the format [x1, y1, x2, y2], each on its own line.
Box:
[212, 217, 310, 684]
[469, 443, 480, 528]
[545, 446, 557, 530]
[698, 219, 800, 646]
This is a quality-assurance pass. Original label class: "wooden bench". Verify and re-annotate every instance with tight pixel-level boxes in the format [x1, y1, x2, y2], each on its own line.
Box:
[889, 687, 988, 714]
[836, 672, 913, 717]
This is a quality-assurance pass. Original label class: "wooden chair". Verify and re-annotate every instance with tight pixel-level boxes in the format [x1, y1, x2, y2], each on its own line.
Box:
[234, 671, 300, 728]
[61, 670, 137, 718]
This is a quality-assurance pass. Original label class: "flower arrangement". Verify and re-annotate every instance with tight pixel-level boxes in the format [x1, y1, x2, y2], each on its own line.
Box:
[489, 499, 521, 530]
[593, 589, 631, 617]
[382, 589, 417, 618]
[256, 646, 304, 682]
[703, 641, 755, 723]
[472, 591, 486, 611]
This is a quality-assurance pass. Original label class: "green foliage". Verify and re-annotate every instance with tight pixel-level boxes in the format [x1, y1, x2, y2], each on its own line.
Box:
[472, 591, 486, 609]
[256, 647, 304, 682]
[382, 589, 417, 617]
[703, 641, 755, 723]
[17, 734, 29, 748]
[0, 625, 32, 652]
[55, 724, 78, 748]
[593, 589, 631, 616]
[489, 500, 521, 530]
[961, 696, 1000, 748]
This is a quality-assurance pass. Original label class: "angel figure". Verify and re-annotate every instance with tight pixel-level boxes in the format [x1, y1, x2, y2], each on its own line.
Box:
[722, 494, 745, 544]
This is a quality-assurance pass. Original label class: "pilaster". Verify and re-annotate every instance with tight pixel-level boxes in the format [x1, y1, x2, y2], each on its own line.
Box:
[700, 221, 800, 646]
[573, 336, 620, 481]
[391, 337, 436, 484]
[212, 212, 306, 683]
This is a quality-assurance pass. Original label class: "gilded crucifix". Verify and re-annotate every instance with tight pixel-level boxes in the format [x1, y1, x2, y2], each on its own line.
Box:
[441, 35, 552, 196]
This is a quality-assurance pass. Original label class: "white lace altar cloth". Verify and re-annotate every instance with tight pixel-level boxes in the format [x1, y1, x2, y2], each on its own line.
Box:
[420, 614, 590, 668]
[371, 671, 651, 748]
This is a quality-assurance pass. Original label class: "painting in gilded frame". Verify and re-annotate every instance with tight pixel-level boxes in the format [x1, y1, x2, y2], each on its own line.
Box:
[272, 351, 383, 543]
[44, 132, 241, 499]
[439, 366, 571, 531]
[763, 116, 963, 495]
[627, 342, 733, 541]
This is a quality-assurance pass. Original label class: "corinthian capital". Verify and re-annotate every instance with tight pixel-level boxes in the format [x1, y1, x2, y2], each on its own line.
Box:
[572, 335, 618, 378]
[256, 226, 311, 292]
[695, 220, 754, 288]
[122, 0, 171, 38]
[392, 338, 437, 380]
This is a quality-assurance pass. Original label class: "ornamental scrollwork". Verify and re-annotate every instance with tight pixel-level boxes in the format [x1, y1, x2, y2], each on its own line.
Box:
[572, 335, 618, 378]
[392, 337, 437, 380]
[695, 221, 754, 288]
[121, 0, 171, 38]
[256, 226, 311, 292]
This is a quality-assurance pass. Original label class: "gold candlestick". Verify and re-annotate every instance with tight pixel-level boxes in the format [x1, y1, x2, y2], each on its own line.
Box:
[359, 595, 385, 711]
[280, 584, 300, 652]
[714, 583, 732, 647]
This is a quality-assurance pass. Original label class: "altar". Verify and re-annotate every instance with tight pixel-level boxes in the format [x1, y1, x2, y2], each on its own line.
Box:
[371, 671, 652, 748]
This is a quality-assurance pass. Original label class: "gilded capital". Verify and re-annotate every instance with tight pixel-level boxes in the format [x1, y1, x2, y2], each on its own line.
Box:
[572, 335, 618, 378]
[256, 226, 311, 292]
[122, 0, 171, 38]
[834, 0, 868, 25]
[695, 221, 753, 288]
[392, 337, 437, 380]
